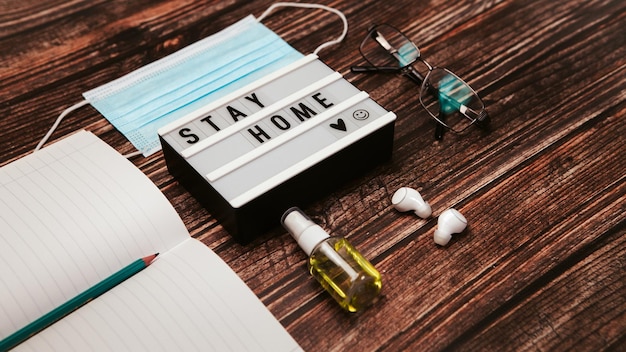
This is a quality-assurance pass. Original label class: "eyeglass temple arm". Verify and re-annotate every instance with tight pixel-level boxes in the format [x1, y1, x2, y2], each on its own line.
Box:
[351, 66, 403, 74]
[350, 64, 426, 82]
[436, 107, 445, 140]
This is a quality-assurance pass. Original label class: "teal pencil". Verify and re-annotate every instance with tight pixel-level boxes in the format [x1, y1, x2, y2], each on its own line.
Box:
[0, 253, 158, 351]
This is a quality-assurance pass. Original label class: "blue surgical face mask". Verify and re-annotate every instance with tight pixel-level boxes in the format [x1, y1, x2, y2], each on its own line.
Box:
[34, 3, 347, 156]
[82, 15, 303, 156]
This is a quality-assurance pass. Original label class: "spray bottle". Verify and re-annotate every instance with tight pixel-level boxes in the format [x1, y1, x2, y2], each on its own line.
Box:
[281, 207, 382, 312]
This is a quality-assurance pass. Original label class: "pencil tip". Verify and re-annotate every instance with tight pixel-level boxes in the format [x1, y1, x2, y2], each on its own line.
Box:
[143, 253, 159, 265]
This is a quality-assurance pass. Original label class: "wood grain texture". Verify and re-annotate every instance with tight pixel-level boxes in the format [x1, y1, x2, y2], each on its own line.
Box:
[1, 0, 624, 350]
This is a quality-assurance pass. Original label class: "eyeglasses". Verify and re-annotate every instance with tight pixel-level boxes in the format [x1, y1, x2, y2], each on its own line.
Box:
[351, 24, 488, 139]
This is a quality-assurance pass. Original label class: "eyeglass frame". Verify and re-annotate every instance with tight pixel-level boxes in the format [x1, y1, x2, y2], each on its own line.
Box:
[351, 23, 489, 139]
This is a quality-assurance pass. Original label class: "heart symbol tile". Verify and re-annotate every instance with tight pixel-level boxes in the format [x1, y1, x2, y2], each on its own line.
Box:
[330, 118, 347, 132]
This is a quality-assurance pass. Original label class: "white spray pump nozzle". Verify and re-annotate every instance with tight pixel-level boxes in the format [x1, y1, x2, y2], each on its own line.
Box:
[281, 207, 329, 256]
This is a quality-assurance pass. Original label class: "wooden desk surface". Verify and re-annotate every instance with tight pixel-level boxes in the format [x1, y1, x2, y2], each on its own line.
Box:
[1, 0, 624, 350]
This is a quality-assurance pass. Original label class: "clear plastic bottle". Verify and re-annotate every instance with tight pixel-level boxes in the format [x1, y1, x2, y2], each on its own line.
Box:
[281, 207, 382, 312]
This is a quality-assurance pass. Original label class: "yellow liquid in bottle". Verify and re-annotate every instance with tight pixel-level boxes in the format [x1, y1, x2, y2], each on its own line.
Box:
[308, 237, 382, 312]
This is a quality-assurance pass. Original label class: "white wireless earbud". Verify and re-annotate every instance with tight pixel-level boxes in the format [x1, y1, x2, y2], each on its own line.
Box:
[433, 208, 467, 246]
[391, 187, 432, 218]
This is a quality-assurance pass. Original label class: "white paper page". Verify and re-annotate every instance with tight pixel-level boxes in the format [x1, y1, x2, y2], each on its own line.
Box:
[15, 238, 302, 352]
[0, 131, 189, 338]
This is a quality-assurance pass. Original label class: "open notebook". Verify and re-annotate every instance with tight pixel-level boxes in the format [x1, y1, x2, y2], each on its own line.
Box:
[0, 130, 301, 351]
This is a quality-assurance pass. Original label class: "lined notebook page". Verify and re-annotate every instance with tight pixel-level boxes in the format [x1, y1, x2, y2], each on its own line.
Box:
[15, 239, 302, 352]
[0, 131, 189, 339]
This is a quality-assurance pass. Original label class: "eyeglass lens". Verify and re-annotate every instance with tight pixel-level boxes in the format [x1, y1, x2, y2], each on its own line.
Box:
[420, 68, 484, 133]
[360, 25, 420, 68]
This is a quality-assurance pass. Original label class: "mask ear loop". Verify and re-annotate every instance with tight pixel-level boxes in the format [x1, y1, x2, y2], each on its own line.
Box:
[34, 99, 89, 152]
[257, 2, 348, 55]
[34, 99, 141, 158]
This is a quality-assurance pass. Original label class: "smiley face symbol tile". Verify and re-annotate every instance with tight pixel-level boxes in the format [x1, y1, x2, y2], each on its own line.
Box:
[353, 109, 369, 120]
